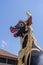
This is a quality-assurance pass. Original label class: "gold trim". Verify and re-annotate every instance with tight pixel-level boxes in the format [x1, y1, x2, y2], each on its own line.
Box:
[25, 48, 40, 65]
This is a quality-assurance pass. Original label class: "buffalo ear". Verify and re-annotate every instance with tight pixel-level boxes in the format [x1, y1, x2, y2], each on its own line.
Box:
[27, 16, 32, 25]
[24, 16, 32, 26]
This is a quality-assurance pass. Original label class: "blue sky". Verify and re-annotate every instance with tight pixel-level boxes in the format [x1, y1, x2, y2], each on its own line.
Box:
[0, 0, 43, 55]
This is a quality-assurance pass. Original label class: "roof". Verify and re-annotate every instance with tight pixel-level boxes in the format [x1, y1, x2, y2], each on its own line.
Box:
[0, 49, 18, 60]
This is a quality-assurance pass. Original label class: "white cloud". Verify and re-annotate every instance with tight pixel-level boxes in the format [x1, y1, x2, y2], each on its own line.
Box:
[1, 40, 7, 49]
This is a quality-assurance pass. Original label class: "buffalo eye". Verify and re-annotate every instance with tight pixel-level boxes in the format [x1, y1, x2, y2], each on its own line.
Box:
[19, 22, 24, 27]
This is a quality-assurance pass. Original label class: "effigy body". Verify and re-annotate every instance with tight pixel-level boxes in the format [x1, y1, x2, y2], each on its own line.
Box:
[10, 11, 43, 65]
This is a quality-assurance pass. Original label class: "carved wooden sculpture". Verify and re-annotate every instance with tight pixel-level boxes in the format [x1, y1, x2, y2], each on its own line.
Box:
[10, 11, 43, 65]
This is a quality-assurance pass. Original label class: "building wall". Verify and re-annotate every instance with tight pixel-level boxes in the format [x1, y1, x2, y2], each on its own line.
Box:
[0, 57, 18, 65]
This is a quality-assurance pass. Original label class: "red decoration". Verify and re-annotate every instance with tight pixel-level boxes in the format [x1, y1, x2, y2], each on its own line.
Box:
[10, 27, 15, 33]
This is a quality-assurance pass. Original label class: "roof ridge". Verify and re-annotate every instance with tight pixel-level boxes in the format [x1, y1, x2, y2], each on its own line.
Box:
[0, 49, 18, 59]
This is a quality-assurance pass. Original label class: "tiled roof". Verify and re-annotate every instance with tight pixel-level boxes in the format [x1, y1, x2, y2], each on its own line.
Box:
[0, 49, 18, 60]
